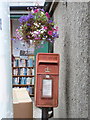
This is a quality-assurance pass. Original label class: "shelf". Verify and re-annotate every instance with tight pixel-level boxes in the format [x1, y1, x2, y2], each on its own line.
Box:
[27, 54, 34, 56]
[13, 67, 34, 69]
[13, 75, 34, 77]
[13, 84, 34, 87]
[14, 54, 34, 58]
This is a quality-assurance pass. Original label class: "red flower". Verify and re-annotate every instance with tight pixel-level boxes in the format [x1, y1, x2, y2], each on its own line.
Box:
[48, 31, 53, 35]
[34, 9, 39, 13]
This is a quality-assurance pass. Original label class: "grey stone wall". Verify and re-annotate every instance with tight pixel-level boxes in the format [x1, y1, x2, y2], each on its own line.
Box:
[54, 2, 89, 118]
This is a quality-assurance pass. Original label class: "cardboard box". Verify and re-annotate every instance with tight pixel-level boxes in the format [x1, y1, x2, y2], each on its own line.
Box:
[13, 88, 33, 118]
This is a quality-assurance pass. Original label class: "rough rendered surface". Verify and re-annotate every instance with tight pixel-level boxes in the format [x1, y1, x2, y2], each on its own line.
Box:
[54, 2, 89, 118]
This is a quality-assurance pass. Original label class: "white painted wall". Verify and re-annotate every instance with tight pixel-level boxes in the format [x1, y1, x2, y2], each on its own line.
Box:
[0, 1, 13, 119]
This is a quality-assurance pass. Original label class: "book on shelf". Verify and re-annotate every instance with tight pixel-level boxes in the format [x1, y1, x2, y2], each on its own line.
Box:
[13, 68, 34, 76]
[13, 77, 34, 85]
[13, 57, 34, 67]
[26, 86, 34, 95]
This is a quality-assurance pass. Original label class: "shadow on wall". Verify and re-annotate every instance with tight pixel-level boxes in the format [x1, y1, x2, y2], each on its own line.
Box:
[64, 31, 71, 118]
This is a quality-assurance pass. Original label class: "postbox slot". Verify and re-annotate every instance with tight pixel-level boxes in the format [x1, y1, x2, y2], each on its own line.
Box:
[38, 61, 58, 64]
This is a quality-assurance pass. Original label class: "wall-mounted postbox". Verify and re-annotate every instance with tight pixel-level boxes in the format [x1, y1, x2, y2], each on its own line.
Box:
[35, 53, 59, 107]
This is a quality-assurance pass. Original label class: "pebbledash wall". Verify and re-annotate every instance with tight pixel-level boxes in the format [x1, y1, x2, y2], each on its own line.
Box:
[53, 2, 89, 118]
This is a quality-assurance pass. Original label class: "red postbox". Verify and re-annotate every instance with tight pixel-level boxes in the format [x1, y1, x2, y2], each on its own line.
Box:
[35, 53, 59, 107]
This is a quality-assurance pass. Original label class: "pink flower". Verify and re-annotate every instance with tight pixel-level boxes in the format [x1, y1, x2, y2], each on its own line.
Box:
[54, 29, 58, 31]
[35, 37, 41, 40]
[16, 29, 18, 31]
[52, 28, 54, 31]
[37, 32, 40, 35]
[52, 27, 58, 31]
[56, 26, 58, 31]
[34, 9, 39, 13]
[52, 28, 55, 31]
[44, 26, 48, 30]
[56, 26, 58, 29]
[45, 12, 50, 19]
[48, 31, 53, 36]
[19, 37, 23, 40]
[28, 35, 30, 38]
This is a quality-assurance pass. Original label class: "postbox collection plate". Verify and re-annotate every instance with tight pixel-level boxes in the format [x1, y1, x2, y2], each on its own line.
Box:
[42, 78, 53, 98]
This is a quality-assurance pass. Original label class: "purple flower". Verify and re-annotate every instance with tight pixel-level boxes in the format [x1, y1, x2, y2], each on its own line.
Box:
[40, 8, 45, 12]
[27, 23, 31, 26]
[11, 38, 15, 41]
[48, 20, 53, 23]
[27, 14, 34, 20]
[53, 32, 59, 38]
[19, 16, 27, 23]
[47, 38, 51, 41]
[19, 14, 34, 24]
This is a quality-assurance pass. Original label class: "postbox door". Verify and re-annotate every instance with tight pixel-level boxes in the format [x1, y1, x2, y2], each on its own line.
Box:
[35, 75, 59, 107]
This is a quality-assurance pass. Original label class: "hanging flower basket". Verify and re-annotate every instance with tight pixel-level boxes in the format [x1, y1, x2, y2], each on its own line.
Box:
[16, 8, 59, 47]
